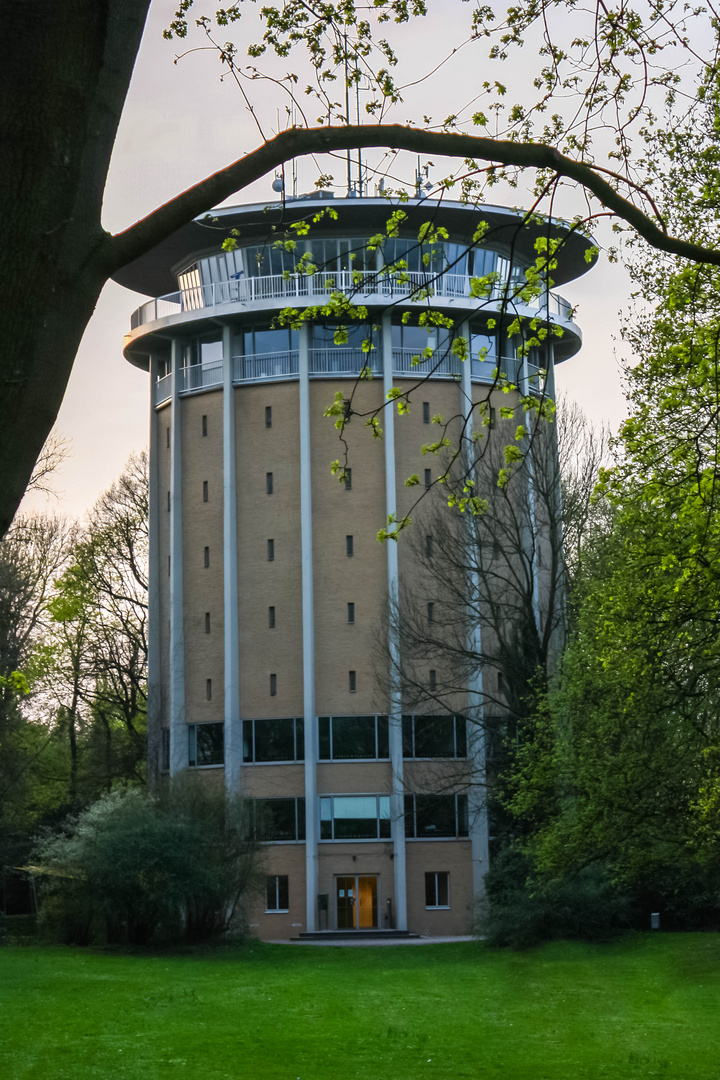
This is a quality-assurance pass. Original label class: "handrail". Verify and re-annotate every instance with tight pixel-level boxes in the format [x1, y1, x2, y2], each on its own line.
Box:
[131, 272, 574, 329]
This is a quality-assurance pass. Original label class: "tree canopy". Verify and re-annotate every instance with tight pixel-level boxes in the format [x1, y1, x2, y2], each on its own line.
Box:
[4, 0, 720, 533]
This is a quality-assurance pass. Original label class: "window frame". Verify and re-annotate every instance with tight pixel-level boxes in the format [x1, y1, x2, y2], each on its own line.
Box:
[243, 717, 305, 764]
[249, 797, 306, 842]
[187, 722, 224, 768]
[319, 793, 392, 842]
[402, 715, 468, 760]
[266, 874, 289, 913]
[425, 871, 450, 909]
[318, 715, 390, 762]
[404, 793, 469, 840]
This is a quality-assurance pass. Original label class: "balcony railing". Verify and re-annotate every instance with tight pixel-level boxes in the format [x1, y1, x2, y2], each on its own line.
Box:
[392, 348, 462, 378]
[233, 351, 299, 381]
[131, 272, 574, 329]
[309, 348, 381, 376]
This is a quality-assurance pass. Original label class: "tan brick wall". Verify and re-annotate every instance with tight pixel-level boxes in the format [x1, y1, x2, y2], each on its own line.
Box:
[181, 391, 225, 724]
[241, 763, 305, 798]
[405, 840, 474, 935]
[316, 760, 393, 794]
[246, 843, 307, 940]
[309, 379, 389, 715]
[236, 382, 304, 717]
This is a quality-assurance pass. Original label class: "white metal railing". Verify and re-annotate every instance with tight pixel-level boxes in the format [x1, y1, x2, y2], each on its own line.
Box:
[233, 351, 299, 381]
[154, 372, 172, 406]
[309, 348, 381, 375]
[130, 272, 574, 329]
[392, 348, 462, 378]
[178, 361, 223, 393]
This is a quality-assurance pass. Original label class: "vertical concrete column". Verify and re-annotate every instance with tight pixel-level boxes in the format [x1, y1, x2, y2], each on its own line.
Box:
[461, 323, 490, 900]
[222, 325, 241, 793]
[382, 313, 407, 931]
[147, 355, 162, 783]
[519, 351, 541, 631]
[299, 323, 318, 932]
[168, 339, 186, 776]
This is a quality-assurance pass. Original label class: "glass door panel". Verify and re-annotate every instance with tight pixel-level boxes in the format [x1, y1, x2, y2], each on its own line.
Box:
[336, 875, 378, 929]
[336, 877, 356, 929]
[357, 877, 378, 929]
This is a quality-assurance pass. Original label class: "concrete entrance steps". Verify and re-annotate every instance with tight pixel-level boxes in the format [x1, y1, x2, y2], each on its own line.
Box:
[295, 929, 421, 941]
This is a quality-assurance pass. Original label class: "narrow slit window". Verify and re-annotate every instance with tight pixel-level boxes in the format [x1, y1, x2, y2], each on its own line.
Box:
[203, 480, 208, 503]
[423, 401, 430, 424]
[204, 546, 210, 568]
[166, 426, 170, 449]
[349, 670, 357, 693]
[270, 673, 277, 697]
[346, 535, 354, 557]
[202, 414, 208, 436]
[344, 468, 352, 491]
[167, 491, 171, 512]
[489, 406, 496, 428]
[347, 602, 355, 624]
[205, 612, 211, 634]
[168, 555, 171, 576]
[267, 538, 275, 561]
[427, 602, 434, 623]
[265, 405, 272, 428]
[206, 679, 212, 701]
[426, 534, 433, 558]
[269, 606, 276, 628]
[429, 669, 437, 691]
[424, 468, 432, 489]
[266, 472, 274, 495]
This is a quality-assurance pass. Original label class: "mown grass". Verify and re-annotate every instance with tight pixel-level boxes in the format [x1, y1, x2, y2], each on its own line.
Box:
[1, 935, 720, 1079]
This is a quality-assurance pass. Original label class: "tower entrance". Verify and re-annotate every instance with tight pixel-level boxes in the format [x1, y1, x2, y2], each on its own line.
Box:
[336, 875, 378, 929]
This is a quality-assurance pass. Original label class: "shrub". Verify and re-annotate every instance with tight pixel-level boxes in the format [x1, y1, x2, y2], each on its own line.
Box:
[477, 846, 633, 949]
[33, 777, 263, 946]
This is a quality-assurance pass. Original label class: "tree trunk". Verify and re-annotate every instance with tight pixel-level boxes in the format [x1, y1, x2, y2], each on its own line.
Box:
[0, 0, 151, 535]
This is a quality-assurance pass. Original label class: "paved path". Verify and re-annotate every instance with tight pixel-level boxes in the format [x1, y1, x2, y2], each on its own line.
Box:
[268, 935, 477, 946]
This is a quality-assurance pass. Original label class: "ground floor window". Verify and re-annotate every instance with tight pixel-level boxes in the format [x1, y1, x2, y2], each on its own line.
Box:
[266, 875, 289, 912]
[188, 722, 224, 767]
[425, 872, 450, 908]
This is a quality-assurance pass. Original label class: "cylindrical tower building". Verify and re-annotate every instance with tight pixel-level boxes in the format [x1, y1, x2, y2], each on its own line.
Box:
[116, 194, 595, 939]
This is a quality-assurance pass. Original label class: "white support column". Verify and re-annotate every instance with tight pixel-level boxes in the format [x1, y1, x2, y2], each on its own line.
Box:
[168, 339, 186, 776]
[299, 323, 318, 932]
[147, 355, 162, 783]
[520, 352, 541, 632]
[461, 327, 490, 900]
[382, 313, 407, 931]
[222, 325, 241, 793]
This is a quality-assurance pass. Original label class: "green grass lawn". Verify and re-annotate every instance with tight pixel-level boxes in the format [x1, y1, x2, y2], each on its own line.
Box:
[1, 935, 720, 1080]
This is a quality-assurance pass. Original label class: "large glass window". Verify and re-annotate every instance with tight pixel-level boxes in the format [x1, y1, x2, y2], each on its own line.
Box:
[240, 325, 299, 356]
[402, 715, 467, 759]
[250, 798, 305, 841]
[243, 718, 305, 763]
[404, 794, 469, 838]
[320, 795, 392, 840]
[188, 723, 224, 767]
[318, 715, 389, 760]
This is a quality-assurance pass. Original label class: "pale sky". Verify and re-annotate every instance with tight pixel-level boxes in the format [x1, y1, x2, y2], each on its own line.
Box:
[23, 0, 633, 520]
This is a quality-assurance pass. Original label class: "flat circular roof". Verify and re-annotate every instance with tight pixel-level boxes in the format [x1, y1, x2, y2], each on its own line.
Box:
[112, 195, 597, 298]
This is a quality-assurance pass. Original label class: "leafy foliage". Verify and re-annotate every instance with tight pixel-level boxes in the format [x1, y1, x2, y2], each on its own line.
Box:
[33, 779, 262, 946]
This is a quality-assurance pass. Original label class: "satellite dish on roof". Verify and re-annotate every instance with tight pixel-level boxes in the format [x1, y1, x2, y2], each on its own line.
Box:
[272, 174, 284, 193]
